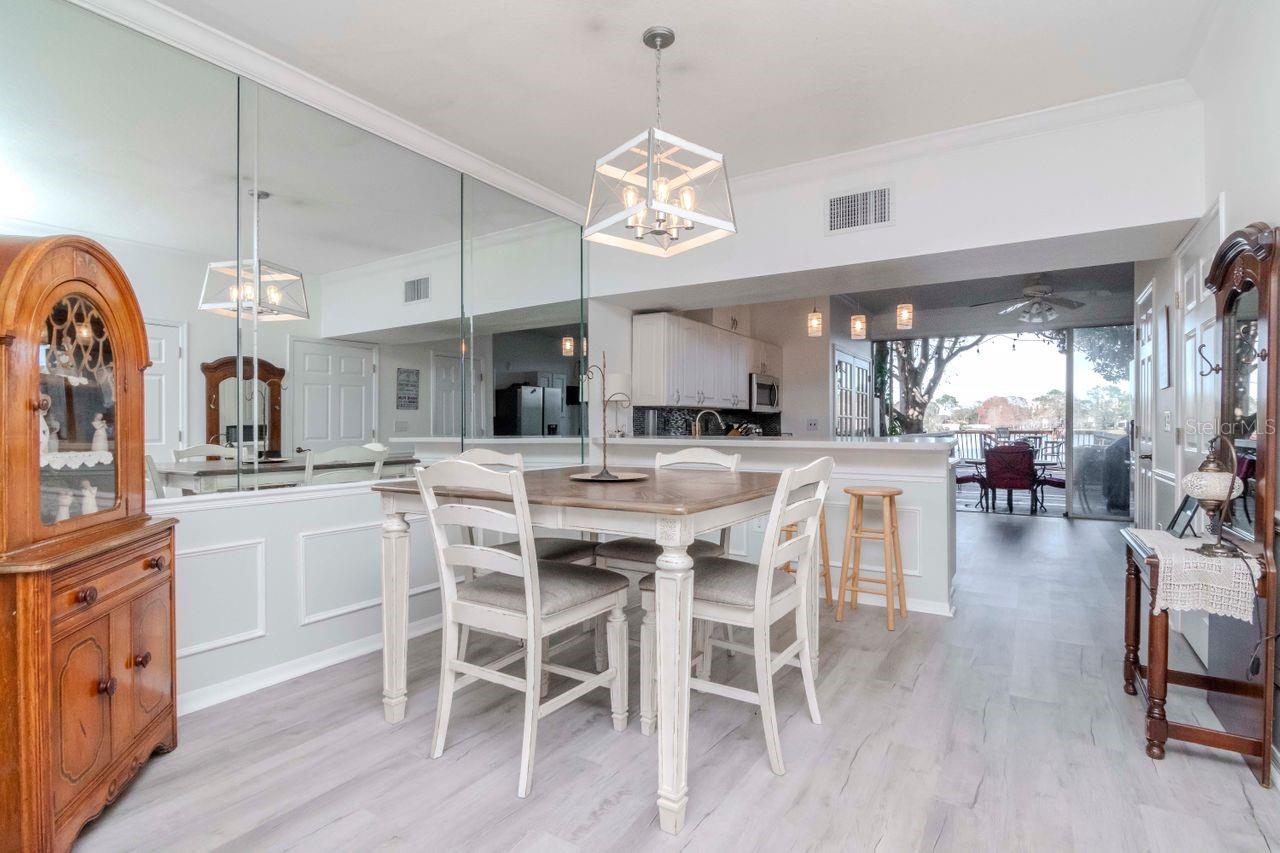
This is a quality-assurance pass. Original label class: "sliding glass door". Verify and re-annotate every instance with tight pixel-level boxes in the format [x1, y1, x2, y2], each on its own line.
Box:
[1067, 325, 1134, 519]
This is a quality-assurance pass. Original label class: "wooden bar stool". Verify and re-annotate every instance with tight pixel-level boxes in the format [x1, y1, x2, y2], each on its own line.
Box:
[781, 512, 832, 605]
[836, 486, 907, 630]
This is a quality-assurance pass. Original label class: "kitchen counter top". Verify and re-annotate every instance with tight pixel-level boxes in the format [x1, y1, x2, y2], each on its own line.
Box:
[390, 436, 584, 444]
[604, 435, 956, 452]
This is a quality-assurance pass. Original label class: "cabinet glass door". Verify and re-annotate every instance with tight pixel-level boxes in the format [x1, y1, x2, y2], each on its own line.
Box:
[38, 293, 118, 525]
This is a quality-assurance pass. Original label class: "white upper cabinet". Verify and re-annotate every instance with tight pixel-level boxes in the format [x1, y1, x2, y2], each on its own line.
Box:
[631, 313, 775, 410]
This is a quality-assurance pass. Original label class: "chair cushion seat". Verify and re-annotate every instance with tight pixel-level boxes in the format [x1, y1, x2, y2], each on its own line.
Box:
[639, 556, 795, 607]
[457, 561, 628, 616]
[955, 473, 983, 485]
[1038, 476, 1066, 488]
[596, 536, 722, 564]
[492, 537, 597, 563]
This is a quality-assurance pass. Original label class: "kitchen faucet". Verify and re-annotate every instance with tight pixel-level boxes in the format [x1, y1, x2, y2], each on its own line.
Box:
[692, 409, 725, 438]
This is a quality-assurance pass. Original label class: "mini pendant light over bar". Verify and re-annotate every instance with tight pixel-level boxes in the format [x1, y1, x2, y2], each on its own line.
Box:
[583, 26, 737, 258]
[896, 303, 914, 330]
[561, 335, 576, 357]
[850, 314, 867, 339]
[807, 301, 823, 337]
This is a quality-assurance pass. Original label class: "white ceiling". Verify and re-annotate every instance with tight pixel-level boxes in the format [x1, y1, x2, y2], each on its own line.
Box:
[156, 0, 1219, 201]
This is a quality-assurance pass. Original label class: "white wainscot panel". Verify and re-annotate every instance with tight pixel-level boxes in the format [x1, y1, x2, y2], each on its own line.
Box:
[176, 538, 266, 657]
[299, 516, 436, 625]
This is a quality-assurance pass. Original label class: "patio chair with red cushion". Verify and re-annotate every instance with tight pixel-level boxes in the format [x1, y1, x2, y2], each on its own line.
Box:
[955, 466, 988, 511]
[983, 442, 1038, 514]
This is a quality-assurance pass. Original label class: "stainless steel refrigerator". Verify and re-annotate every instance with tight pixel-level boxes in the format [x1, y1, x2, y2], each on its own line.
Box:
[494, 385, 564, 436]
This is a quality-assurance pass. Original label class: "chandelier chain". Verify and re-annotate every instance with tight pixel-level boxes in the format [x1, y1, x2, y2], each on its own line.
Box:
[654, 37, 662, 128]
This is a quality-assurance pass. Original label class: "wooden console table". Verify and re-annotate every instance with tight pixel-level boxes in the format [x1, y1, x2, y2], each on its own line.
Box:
[1121, 529, 1274, 785]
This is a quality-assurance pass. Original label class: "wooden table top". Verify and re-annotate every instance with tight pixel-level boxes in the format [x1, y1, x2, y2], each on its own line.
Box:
[155, 453, 419, 477]
[373, 465, 780, 515]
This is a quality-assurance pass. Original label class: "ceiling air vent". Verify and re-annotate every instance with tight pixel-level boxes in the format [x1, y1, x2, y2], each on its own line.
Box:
[827, 185, 892, 233]
[403, 276, 430, 303]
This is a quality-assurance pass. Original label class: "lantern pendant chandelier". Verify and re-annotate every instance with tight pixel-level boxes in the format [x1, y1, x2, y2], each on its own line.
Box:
[583, 26, 737, 258]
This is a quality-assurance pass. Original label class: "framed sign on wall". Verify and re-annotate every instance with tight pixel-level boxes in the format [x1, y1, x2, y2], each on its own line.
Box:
[396, 367, 420, 410]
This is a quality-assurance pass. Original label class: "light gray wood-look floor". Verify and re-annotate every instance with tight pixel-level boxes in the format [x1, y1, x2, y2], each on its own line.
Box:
[78, 515, 1280, 852]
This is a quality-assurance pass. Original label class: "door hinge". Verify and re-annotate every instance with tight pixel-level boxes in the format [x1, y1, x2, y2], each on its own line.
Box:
[1175, 426, 1183, 444]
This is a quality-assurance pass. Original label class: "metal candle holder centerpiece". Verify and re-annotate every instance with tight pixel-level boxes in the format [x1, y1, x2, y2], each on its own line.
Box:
[1180, 435, 1245, 557]
[570, 353, 647, 483]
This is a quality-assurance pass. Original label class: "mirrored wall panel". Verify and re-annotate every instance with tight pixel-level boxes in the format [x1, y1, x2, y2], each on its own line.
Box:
[462, 175, 585, 458]
[4, 0, 583, 497]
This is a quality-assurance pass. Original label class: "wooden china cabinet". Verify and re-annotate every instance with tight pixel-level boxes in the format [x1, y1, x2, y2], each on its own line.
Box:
[0, 236, 177, 850]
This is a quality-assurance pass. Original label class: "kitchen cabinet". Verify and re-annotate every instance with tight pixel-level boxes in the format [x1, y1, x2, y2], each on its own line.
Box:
[631, 313, 776, 410]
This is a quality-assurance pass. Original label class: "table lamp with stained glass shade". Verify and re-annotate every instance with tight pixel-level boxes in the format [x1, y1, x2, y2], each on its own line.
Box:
[1180, 436, 1245, 557]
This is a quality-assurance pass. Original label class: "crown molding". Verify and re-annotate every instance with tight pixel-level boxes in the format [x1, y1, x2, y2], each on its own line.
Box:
[738, 80, 1201, 187]
[64, 0, 586, 223]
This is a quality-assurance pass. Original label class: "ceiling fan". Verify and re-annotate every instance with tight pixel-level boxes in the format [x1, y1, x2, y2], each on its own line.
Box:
[969, 276, 1085, 323]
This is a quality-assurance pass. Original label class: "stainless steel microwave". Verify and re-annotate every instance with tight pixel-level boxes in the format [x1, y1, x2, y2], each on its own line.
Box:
[749, 373, 781, 413]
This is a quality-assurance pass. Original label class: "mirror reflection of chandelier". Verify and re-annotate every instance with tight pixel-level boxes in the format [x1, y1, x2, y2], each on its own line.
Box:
[583, 26, 736, 258]
[198, 259, 309, 321]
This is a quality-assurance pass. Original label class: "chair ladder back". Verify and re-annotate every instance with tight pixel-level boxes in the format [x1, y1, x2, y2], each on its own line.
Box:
[754, 457, 834, 606]
[304, 445, 389, 486]
[415, 460, 542, 618]
[656, 447, 742, 551]
[456, 448, 525, 470]
[173, 443, 235, 462]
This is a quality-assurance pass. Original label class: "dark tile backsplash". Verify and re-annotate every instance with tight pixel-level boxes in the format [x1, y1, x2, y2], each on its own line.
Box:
[633, 407, 781, 437]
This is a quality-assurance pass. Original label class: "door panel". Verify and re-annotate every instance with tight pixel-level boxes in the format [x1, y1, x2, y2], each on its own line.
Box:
[1175, 202, 1224, 666]
[129, 582, 172, 735]
[1136, 302, 1155, 528]
[292, 339, 376, 451]
[143, 321, 183, 469]
[51, 616, 113, 813]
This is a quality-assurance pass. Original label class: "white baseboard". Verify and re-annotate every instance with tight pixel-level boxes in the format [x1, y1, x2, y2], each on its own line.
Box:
[177, 614, 443, 716]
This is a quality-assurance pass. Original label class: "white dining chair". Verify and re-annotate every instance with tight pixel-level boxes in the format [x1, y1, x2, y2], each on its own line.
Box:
[144, 454, 166, 499]
[594, 447, 742, 573]
[639, 456, 833, 774]
[417, 458, 630, 798]
[594, 447, 743, 670]
[452, 448, 598, 687]
[301, 445, 388, 486]
[456, 449, 598, 564]
[172, 443, 236, 462]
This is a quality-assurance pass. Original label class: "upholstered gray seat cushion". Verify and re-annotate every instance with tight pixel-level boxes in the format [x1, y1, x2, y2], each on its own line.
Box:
[638, 557, 794, 607]
[493, 537, 597, 563]
[595, 536, 722, 564]
[457, 561, 628, 615]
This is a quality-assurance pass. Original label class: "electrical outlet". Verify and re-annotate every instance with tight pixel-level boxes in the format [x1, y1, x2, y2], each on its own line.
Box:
[1162, 411, 1172, 432]
[806, 419, 819, 432]
[394, 420, 409, 434]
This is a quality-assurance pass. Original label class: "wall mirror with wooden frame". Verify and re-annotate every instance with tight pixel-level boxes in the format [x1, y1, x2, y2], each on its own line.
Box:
[202, 356, 285, 455]
[1203, 221, 1278, 787]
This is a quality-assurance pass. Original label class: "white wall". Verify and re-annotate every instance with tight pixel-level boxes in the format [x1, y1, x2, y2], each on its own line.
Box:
[159, 483, 442, 714]
[748, 297, 830, 437]
[1190, 3, 1280, 232]
[589, 86, 1205, 302]
[585, 300, 635, 443]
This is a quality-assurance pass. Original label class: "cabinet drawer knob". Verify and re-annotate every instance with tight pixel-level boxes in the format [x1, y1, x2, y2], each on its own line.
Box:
[76, 586, 99, 605]
[134, 651, 152, 669]
[148, 555, 169, 572]
[97, 676, 118, 696]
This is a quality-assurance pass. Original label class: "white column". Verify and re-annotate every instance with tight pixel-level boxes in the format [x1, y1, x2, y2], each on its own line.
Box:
[652, 516, 694, 834]
[380, 501, 411, 723]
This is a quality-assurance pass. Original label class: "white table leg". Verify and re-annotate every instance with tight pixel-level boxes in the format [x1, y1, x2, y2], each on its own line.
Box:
[653, 518, 694, 835]
[380, 507, 411, 723]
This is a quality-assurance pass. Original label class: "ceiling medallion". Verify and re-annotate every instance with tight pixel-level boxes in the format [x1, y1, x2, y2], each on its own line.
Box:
[583, 26, 737, 258]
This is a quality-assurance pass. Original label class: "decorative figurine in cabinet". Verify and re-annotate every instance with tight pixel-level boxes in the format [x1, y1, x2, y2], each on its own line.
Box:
[0, 235, 177, 851]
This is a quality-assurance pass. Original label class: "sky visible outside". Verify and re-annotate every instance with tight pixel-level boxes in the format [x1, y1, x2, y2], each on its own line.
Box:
[939, 333, 1116, 405]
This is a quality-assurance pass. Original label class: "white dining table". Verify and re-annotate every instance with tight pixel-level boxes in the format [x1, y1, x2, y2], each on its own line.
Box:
[372, 464, 782, 834]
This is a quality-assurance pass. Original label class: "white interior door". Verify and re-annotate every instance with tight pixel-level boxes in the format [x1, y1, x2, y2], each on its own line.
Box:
[1135, 296, 1155, 529]
[1174, 198, 1225, 666]
[432, 353, 488, 437]
[292, 338, 377, 453]
[833, 348, 872, 438]
[143, 320, 184, 463]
